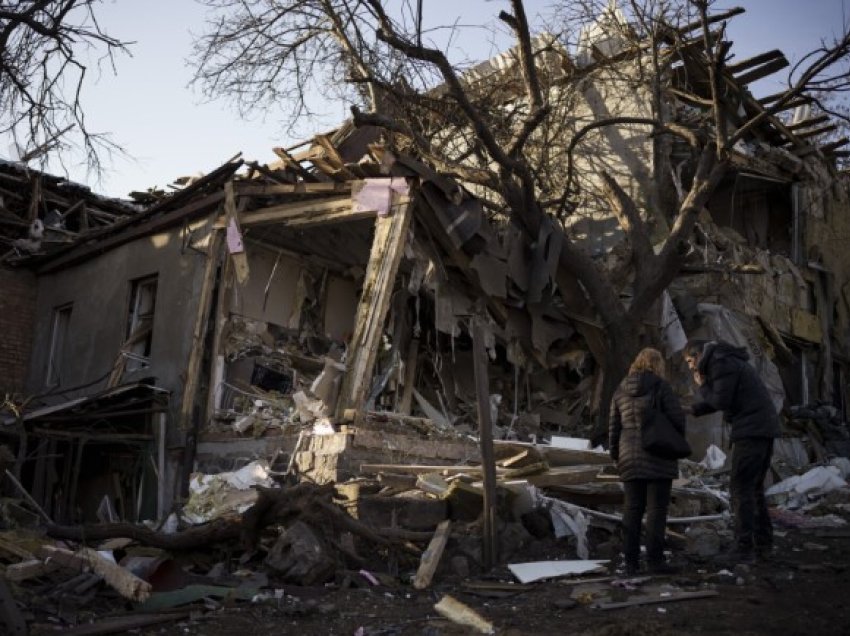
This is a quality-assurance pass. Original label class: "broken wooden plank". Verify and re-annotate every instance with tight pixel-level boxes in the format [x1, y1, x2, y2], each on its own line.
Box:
[4, 558, 60, 582]
[819, 137, 850, 153]
[39, 545, 152, 602]
[179, 229, 223, 432]
[795, 124, 838, 140]
[271, 145, 322, 182]
[498, 450, 531, 468]
[526, 465, 605, 487]
[235, 181, 352, 196]
[787, 114, 830, 131]
[501, 462, 548, 479]
[361, 463, 501, 476]
[758, 96, 812, 112]
[726, 49, 785, 74]
[591, 589, 719, 610]
[413, 520, 452, 589]
[434, 594, 494, 634]
[733, 56, 789, 86]
[493, 441, 611, 467]
[336, 194, 414, 419]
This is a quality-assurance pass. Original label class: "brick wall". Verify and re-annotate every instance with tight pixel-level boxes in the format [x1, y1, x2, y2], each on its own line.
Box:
[0, 267, 37, 396]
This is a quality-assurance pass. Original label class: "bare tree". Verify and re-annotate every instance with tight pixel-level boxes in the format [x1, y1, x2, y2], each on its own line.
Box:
[192, 0, 850, 437]
[0, 1, 129, 171]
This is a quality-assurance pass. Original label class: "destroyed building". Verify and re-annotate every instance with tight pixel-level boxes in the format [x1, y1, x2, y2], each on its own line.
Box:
[1, 5, 850, 633]
[0, 4, 847, 540]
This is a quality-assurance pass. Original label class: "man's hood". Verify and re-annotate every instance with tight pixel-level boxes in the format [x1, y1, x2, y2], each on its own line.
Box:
[699, 341, 749, 373]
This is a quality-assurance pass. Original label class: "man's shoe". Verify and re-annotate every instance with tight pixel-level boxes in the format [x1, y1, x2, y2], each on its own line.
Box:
[647, 561, 681, 575]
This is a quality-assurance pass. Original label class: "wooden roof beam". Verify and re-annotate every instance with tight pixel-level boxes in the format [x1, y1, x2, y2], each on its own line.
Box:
[663, 7, 745, 40]
[238, 195, 376, 228]
[820, 137, 850, 153]
[787, 114, 830, 131]
[734, 56, 789, 85]
[762, 96, 813, 113]
[795, 124, 838, 140]
[759, 89, 806, 105]
[727, 49, 785, 74]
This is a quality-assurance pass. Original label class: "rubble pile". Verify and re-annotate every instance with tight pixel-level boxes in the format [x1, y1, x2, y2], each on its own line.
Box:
[2, 428, 850, 633]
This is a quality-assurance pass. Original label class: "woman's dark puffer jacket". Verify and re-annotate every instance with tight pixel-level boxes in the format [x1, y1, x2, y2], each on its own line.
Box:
[609, 371, 686, 481]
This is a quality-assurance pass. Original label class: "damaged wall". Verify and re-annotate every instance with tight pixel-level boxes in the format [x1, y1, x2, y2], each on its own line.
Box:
[231, 243, 302, 327]
[26, 220, 214, 402]
[23, 219, 220, 513]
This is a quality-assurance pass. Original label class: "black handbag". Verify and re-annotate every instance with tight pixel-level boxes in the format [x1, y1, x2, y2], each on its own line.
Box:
[642, 387, 692, 459]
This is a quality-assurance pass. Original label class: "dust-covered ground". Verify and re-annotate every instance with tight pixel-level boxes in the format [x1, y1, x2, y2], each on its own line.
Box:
[137, 522, 850, 636]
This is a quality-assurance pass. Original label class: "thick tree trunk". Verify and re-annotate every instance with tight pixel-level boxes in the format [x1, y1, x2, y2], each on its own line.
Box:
[591, 321, 641, 447]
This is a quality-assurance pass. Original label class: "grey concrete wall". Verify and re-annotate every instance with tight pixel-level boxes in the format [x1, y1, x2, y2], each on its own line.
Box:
[27, 219, 216, 513]
[27, 219, 214, 402]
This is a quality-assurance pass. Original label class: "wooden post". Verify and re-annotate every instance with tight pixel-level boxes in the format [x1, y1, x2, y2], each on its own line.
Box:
[472, 316, 498, 569]
[224, 180, 250, 284]
[336, 194, 413, 419]
[398, 337, 420, 415]
[179, 228, 223, 431]
[205, 255, 233, 423]
[156, 413, 167, 521]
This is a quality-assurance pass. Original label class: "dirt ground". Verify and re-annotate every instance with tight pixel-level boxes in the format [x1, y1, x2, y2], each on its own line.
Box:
[137, 520, 850, 636]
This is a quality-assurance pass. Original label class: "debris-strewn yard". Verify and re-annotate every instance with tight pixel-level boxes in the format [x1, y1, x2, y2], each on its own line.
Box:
[2, 432, 849, 635]
[145, 525, 850, 636]
[2, 3, 850, 635]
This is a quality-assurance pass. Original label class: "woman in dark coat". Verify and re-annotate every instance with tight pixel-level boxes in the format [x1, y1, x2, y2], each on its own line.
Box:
[609, 347, 686, 575]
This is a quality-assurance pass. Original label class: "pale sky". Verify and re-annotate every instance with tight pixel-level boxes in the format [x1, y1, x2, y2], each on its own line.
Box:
[14, 0, 850, 198]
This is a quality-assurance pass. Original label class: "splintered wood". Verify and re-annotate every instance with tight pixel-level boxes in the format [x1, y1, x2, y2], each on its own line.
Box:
[433, 595, 495, 634]
[39, 546, 152, 602]
[336, 194, 414, 419]
[413, 520, 452, 590]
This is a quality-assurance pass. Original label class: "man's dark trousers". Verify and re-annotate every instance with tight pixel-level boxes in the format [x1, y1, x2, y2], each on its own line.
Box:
[730, 437, 774, 552]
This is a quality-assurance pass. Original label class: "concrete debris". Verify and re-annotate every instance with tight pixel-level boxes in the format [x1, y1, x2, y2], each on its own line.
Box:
[766, 465, 849, 508]
[183, 460, 273, 524]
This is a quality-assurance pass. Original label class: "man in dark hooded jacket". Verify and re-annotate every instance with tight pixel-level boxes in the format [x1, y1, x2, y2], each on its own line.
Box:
[684, 340, 780, 563]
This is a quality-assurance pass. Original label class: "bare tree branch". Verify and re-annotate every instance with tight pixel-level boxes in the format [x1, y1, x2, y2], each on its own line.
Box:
[0, 0, 130, 173]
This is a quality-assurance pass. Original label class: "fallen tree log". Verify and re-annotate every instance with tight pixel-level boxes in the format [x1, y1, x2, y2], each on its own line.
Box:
[47, 518, 240, 550]
[243, 483, 421, 555]
[46, 482, 423, 555]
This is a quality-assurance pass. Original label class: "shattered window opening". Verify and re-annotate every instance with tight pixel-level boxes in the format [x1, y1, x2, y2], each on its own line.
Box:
[45, 302, 73, 386]
[125, 275, 158, 371]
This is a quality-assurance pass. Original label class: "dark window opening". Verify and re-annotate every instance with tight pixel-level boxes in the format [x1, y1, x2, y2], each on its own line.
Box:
[46, 303, 73, 386]
[706, 173, 793, 256]
[126, 275, 158, 371]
